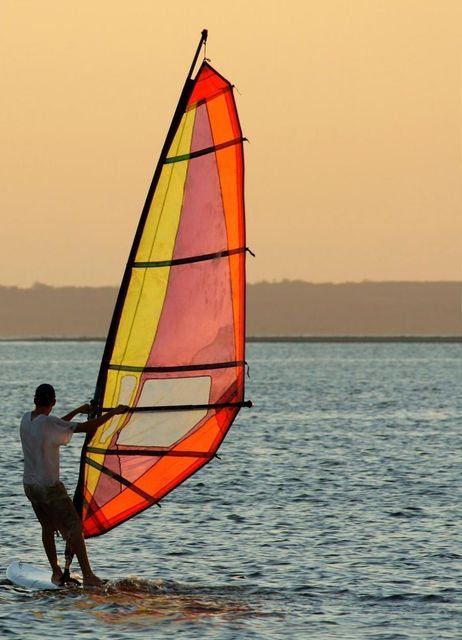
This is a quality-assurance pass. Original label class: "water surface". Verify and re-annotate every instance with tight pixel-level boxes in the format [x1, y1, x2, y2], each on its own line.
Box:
[0, 342, 460, 639]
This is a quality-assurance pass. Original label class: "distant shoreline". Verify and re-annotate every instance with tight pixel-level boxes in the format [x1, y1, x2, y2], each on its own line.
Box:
[0, 336, 460, 343]
[1, 282, 460, 337]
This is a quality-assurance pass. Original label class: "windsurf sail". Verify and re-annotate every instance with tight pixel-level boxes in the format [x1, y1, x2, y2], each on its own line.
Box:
[75, 30, 251, 538]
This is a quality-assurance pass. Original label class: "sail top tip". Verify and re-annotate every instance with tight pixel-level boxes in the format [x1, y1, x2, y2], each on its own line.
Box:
[201, 29, 208, 41]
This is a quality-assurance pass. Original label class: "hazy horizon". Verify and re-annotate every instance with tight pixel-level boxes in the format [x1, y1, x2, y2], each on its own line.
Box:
[1, 278, 461, 290]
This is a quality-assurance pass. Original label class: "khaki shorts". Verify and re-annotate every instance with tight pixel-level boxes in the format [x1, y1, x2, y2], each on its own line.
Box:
[24, 481, 82, 541]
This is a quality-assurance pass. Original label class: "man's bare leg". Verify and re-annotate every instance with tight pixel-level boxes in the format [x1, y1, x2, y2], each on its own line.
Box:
[68, 531, 103, 587]
[41, 527, 63, 585]
[62, 540, 81, 585]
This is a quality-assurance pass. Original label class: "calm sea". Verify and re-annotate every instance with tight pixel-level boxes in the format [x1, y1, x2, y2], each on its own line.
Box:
[0, 341, 460, 639]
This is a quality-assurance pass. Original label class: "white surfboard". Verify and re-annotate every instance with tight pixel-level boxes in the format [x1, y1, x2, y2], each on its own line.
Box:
[6, 560, 80, 590]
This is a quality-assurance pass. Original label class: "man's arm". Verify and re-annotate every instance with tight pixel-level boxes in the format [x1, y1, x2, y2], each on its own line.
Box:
[61, 404, 91, 422]
[74, 405, 129, 434]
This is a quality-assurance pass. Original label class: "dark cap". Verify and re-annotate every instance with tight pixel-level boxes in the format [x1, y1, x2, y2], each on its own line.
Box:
[34, 383, 56, 406]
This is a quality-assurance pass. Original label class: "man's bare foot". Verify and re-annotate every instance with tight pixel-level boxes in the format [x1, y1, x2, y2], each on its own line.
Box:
[51, 568, 64, 586]
[82, 573, 104, 587]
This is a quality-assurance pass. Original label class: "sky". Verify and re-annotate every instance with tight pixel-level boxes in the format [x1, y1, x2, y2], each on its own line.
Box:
[1, 0, 461, 287]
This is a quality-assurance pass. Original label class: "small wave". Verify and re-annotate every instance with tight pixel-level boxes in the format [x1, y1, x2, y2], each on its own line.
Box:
[25, 576, 260, 626]
[387, 507, 425, 518]
[360, 592, 454, 604]
[105, 575, 263, 605]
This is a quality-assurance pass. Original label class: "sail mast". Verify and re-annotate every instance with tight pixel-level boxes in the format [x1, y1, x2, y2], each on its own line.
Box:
[93, 29, 208, 412]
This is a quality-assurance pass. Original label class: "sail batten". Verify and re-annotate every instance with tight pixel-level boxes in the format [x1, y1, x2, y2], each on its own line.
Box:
[87, 448, 214, 458]
[75, 36, 249, 539]
[107, 360, 246, 373]
[165, 136, 245, 163]
[131, 245, 247, 268]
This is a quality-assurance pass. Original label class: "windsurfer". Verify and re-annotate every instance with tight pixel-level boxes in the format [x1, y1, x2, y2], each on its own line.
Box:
[20, 383, 128, 587]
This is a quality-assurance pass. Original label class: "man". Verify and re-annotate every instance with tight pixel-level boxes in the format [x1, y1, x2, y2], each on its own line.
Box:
[20, 383, 128, 587]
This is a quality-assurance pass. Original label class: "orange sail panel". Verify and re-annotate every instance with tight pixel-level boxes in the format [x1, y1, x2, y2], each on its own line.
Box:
[78, 61, 248, 538]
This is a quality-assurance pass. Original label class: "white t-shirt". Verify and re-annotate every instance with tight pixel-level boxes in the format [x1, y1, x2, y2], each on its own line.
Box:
[20, 412, 79, 487]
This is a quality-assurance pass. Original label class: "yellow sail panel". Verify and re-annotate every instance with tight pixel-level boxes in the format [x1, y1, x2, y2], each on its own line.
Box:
[136, 109, 196, 263]
[110, 111, 196, 368]
[111, 267, 170, 367]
